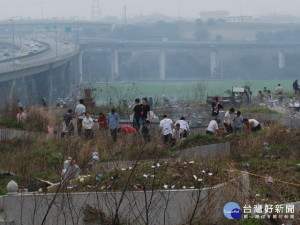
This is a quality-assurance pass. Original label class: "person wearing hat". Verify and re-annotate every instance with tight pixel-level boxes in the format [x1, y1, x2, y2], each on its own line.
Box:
[243, 118, 261, 132]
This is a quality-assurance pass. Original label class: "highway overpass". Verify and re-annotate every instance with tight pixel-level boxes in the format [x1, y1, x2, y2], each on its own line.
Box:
[0, 38, 79, 105]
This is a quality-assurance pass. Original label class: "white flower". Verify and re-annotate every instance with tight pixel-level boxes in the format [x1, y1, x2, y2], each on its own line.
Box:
[163, 184, 168, 189]
[156, 163, 161, 168]
[202, 170, 206, 173]
[143, 174, 148, 178]
[151, 166, 156, 169]
[208, 172, 213, 176]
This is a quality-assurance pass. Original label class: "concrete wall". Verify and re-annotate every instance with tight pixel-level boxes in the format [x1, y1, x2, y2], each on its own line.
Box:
[243, 113, 283, 123]
[0, 129, 50, 141]
[176, 142, 230, 161]
[95, 142, 230, 171]
[2, 173, 249, 225]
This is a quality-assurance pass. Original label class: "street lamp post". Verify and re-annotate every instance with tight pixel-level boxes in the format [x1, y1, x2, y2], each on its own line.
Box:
[54, 18, 58, 57]
[10, 18, 15, 59]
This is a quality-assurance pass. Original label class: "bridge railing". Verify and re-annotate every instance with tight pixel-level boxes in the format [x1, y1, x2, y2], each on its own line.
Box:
[0, 45, 79, 74]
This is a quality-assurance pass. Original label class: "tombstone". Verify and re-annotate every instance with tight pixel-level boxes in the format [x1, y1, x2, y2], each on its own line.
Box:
[262, 142, 270, 157]
[7, 180, 18, 195]
[84, 89, 95, 108]
[92, 152, 99, 171]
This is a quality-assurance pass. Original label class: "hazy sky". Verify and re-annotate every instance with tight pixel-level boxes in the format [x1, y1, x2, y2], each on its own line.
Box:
[0, 0, 299, 20]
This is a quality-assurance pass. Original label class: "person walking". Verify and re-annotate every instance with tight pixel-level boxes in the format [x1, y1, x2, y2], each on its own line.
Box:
[293, 80, 299, 94]
[75, 99, 86, 136]
[133, 98, 141, 131]
[211, 97, 224, 120]
[107, 108, 120, 143]
[82, 112, 94, 139]
[141, 98, 150, 125]
[61, 109, 74, 137]
[233, 111, 243, 133]
[98, 112, 108, 136]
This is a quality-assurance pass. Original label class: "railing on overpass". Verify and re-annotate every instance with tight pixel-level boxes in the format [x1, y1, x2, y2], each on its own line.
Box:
[79, 38, 300, 48]
[0, 45, 80, 74]
[0, 40, 50, 64]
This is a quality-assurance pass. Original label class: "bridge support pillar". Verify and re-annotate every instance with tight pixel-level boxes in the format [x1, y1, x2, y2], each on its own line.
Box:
[210, 50, 217, 79]
[9, 79, 16, 106]
[159, 50, 166, 80]
[48, 66, 53, 104]
[111, 50, 119, 80]
[278, 51, 285, 69]
[79, 51, 83, 83]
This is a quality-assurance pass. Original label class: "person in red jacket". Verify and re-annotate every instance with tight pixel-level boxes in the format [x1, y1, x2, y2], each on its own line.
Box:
[118, 125, 137, 134]
[98, 112, 108, 136]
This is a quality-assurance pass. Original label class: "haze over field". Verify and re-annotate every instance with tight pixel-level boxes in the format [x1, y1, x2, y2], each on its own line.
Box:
[0, 0, 300, 20]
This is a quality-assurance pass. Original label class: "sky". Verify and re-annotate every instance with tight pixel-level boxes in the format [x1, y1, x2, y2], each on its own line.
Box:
[0, 0, 299, 20]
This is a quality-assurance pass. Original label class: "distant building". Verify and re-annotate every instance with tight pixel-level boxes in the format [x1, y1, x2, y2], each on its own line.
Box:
[224, 16, 253, 23]
[200, 11, 229, 21]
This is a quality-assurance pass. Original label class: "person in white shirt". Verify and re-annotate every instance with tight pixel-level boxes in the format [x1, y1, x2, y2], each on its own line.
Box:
[82, 112, 94, 139]
[175, 116, 190, 138]
[206, 119, 221, 135]
[172, 123, 183, 141]
[159, 115, 174, 144]
[223, 108, 235, 134]
[75, 99, 86, 136]
[276, 84, 284, 93]
[243, 118, 261, 132]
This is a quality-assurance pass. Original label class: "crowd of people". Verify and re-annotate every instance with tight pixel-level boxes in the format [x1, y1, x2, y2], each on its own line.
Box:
[206, 97, 261, 136]
[15, 80, 300, 145]
[60, 98, 191, 145]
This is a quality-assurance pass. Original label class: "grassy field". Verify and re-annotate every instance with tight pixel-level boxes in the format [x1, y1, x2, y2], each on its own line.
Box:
[92, 80, 295, 103]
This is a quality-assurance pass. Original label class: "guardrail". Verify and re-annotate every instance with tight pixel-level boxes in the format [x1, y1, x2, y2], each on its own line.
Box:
[0, 45, 79, 74]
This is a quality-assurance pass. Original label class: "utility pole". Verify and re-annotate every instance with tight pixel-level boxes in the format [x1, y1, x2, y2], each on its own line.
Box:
[123, 5, 127, 39]
[11, 18, 15, 59]
[91, 0, 101, 21]
[55, 18, 58, 57]
[124, 5, 127, 25]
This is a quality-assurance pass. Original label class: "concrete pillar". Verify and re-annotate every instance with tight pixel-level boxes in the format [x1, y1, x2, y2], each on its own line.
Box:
[210, 51, 217, 79]
[21, 76, 28, 105]
[111, 50, 119, 80]
[159, 50, 166, 80]
[9, 79, 16, 105]
[48, 69, 53, 104]
[79, 51, 83, 84]
[278, 51, 285, 69]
